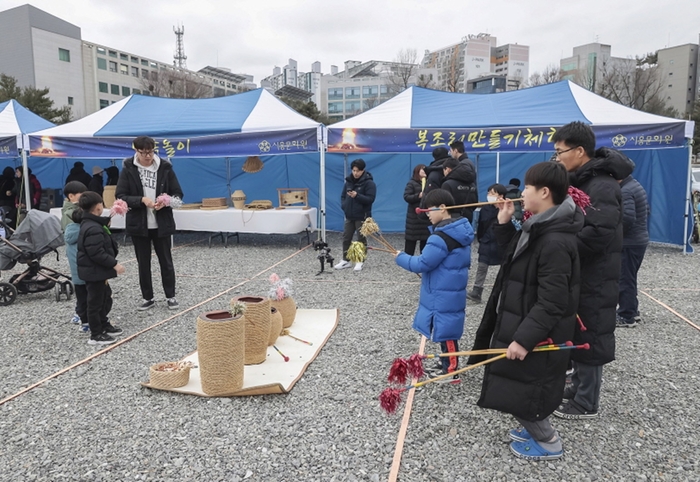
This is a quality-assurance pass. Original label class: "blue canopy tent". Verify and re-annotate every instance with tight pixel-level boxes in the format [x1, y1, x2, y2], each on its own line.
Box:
[0, 99, 55, 210]
[28, 89, 328, 235]
[327, 81, 695, 249]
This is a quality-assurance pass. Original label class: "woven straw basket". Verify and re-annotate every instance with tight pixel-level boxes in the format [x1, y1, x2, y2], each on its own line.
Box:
[103, 185, 116, 208]
[149, 362, 190, 389]
[232, 296, 270, 365]
[271, 296, 297, 328]
[268, 306, 283, 346]
[196, 310, 245, 395]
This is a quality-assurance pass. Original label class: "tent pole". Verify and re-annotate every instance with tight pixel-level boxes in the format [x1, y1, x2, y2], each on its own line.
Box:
[21, 139, 31, 212]
[319, 126, 327, 241]
[496, 152, 500, 183]
[683, 140, 693, 254]
[226, 157, 231, 200]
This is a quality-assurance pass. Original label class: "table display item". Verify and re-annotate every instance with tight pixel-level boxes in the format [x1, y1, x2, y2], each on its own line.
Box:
[179, 203, 202, 210]
[243, 200, 273, 210]
[196, 310, 245, 395]
[268, 306, 283, 346]
[103, 185, 116, 208]
[232, 296, 271, 365]
[242, 156, 264, 173]
[149, 361, 192, 389]
[277, 188, 309, 209]
[231, 190, 246, 209]
[202, 197, 228, 208]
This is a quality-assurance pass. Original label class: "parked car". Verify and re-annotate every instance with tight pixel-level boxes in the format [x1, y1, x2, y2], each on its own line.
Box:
[692, 167, 700, 193]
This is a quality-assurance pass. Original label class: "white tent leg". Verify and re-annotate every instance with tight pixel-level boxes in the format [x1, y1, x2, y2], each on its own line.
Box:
[21, 145, 31, 212]
[319, 126, 327, 241]
[496, 152, 500, 184]
[683, 141, 693, 254]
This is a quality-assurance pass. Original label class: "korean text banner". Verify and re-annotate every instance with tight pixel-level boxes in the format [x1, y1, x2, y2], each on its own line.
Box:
[327, 123, 686, 153]
[29, 128, 318, 158]
[0, 137, 17, 158]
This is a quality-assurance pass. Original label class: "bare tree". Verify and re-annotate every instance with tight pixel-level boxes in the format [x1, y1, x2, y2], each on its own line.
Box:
[442, 46, 463, 92]
[596, 55, 677, 115]
[416, 73, 435, 89]
[387, 48, 419, 94]
[141, 67, 211, 99]
[363, 97, 381, 110]
[525, 64, 562, 87]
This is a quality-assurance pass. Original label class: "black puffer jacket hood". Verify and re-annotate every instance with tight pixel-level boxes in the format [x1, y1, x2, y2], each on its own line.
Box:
[571, 147, 635, 186]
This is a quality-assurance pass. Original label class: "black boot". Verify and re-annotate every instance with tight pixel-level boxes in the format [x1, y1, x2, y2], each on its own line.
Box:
[467, 286, 483, 303]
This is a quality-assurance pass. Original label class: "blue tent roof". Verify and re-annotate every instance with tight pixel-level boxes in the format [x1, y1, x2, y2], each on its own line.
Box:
[0, 100, 55, 157]
[0, 100, 55, 135]
[328, 81, 694, 153]
[28, 89, 321, 158]
[333, 81, 693, 130]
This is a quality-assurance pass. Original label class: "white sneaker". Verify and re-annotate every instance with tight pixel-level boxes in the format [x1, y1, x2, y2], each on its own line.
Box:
[353, 262, 363, 271]
[334, 260, 352, 270]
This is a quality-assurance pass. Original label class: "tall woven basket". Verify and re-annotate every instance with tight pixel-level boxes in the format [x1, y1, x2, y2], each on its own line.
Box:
[271, 296, 297, 328]
[103, 185, 116, 208]
[232, 296, 270, 365]
[268, 306, 283, 346]
[196, 310, 245, 395]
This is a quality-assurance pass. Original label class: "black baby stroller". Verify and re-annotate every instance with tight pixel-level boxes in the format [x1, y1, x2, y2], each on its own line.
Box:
[0, 208, 74, 306]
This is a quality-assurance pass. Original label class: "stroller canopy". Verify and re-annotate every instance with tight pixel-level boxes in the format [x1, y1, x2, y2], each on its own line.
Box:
[0, 210, 64, 270]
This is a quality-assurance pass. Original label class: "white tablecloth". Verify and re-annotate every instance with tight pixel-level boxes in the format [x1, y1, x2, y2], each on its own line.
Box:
[50, 207, 317, 234]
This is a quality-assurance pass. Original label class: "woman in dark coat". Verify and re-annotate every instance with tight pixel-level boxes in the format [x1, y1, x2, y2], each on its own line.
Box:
[403, 164, 430, 254]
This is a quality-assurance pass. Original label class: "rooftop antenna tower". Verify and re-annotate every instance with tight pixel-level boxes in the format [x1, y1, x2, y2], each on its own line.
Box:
[173, 24, 187, 68]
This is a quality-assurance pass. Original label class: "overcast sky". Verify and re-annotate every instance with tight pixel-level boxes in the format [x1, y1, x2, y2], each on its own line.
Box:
[4, 0, 700, 84]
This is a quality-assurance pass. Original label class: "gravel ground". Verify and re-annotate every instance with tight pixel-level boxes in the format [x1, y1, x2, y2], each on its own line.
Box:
[0, 232, 699, 482]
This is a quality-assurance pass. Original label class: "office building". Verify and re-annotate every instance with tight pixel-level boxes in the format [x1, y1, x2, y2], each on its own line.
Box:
[319, 60, 437, 122]
[0, 4, 255, 119]
[560, 42, 635, 93]
[657, 43, 698, 117]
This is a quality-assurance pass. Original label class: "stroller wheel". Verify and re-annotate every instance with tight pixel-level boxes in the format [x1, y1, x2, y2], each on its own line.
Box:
[63, 281, 74, 301]
[55, 283, 62, 302]
[0, 282, 18, 306]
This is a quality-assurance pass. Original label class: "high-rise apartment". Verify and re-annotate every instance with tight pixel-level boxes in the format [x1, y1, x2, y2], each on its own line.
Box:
[421, 34, 529, 93]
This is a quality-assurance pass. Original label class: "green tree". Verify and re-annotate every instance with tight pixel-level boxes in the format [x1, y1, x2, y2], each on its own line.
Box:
[0, 73, 72, 124]
[279, 97, 332, 124]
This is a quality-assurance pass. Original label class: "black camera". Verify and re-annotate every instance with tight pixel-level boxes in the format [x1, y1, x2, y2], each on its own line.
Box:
[312, 240, 334, 275]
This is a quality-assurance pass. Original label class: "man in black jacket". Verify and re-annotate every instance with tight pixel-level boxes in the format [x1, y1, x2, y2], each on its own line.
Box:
[616, 175, 649, 327]
[448, 141, 478, 221]
[115, 136, 184, 311]
[551, 122, 634, 420]
[441, 158, 478, 222]
[334, 159, 376, 272]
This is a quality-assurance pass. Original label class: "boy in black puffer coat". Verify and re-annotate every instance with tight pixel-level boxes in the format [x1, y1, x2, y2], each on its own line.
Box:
[76, 191, 126, 346]
[470, 162, 583, 461]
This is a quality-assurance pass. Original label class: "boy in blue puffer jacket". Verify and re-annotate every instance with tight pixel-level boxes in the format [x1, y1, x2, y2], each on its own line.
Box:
[61, 181, 88, 332]
[395, 189, 474, 383]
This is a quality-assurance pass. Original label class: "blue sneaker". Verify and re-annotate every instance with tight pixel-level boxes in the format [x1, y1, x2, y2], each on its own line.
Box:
[79, 324, 90, 334]
[510, 439, 563, 461]
[509, 427, 532, 442]
[70, 313, 81, 324]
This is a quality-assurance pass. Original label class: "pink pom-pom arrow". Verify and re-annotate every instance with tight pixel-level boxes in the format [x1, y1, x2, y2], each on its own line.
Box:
[110, 199, 128, 216]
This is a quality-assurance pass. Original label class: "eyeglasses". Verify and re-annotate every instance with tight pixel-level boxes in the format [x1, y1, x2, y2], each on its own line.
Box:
[554, 146, 578, 157]
[137, 149, 155, 156]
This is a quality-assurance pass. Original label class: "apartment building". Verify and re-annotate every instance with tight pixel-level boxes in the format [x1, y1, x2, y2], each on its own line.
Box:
[421, 34, 529, 93]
